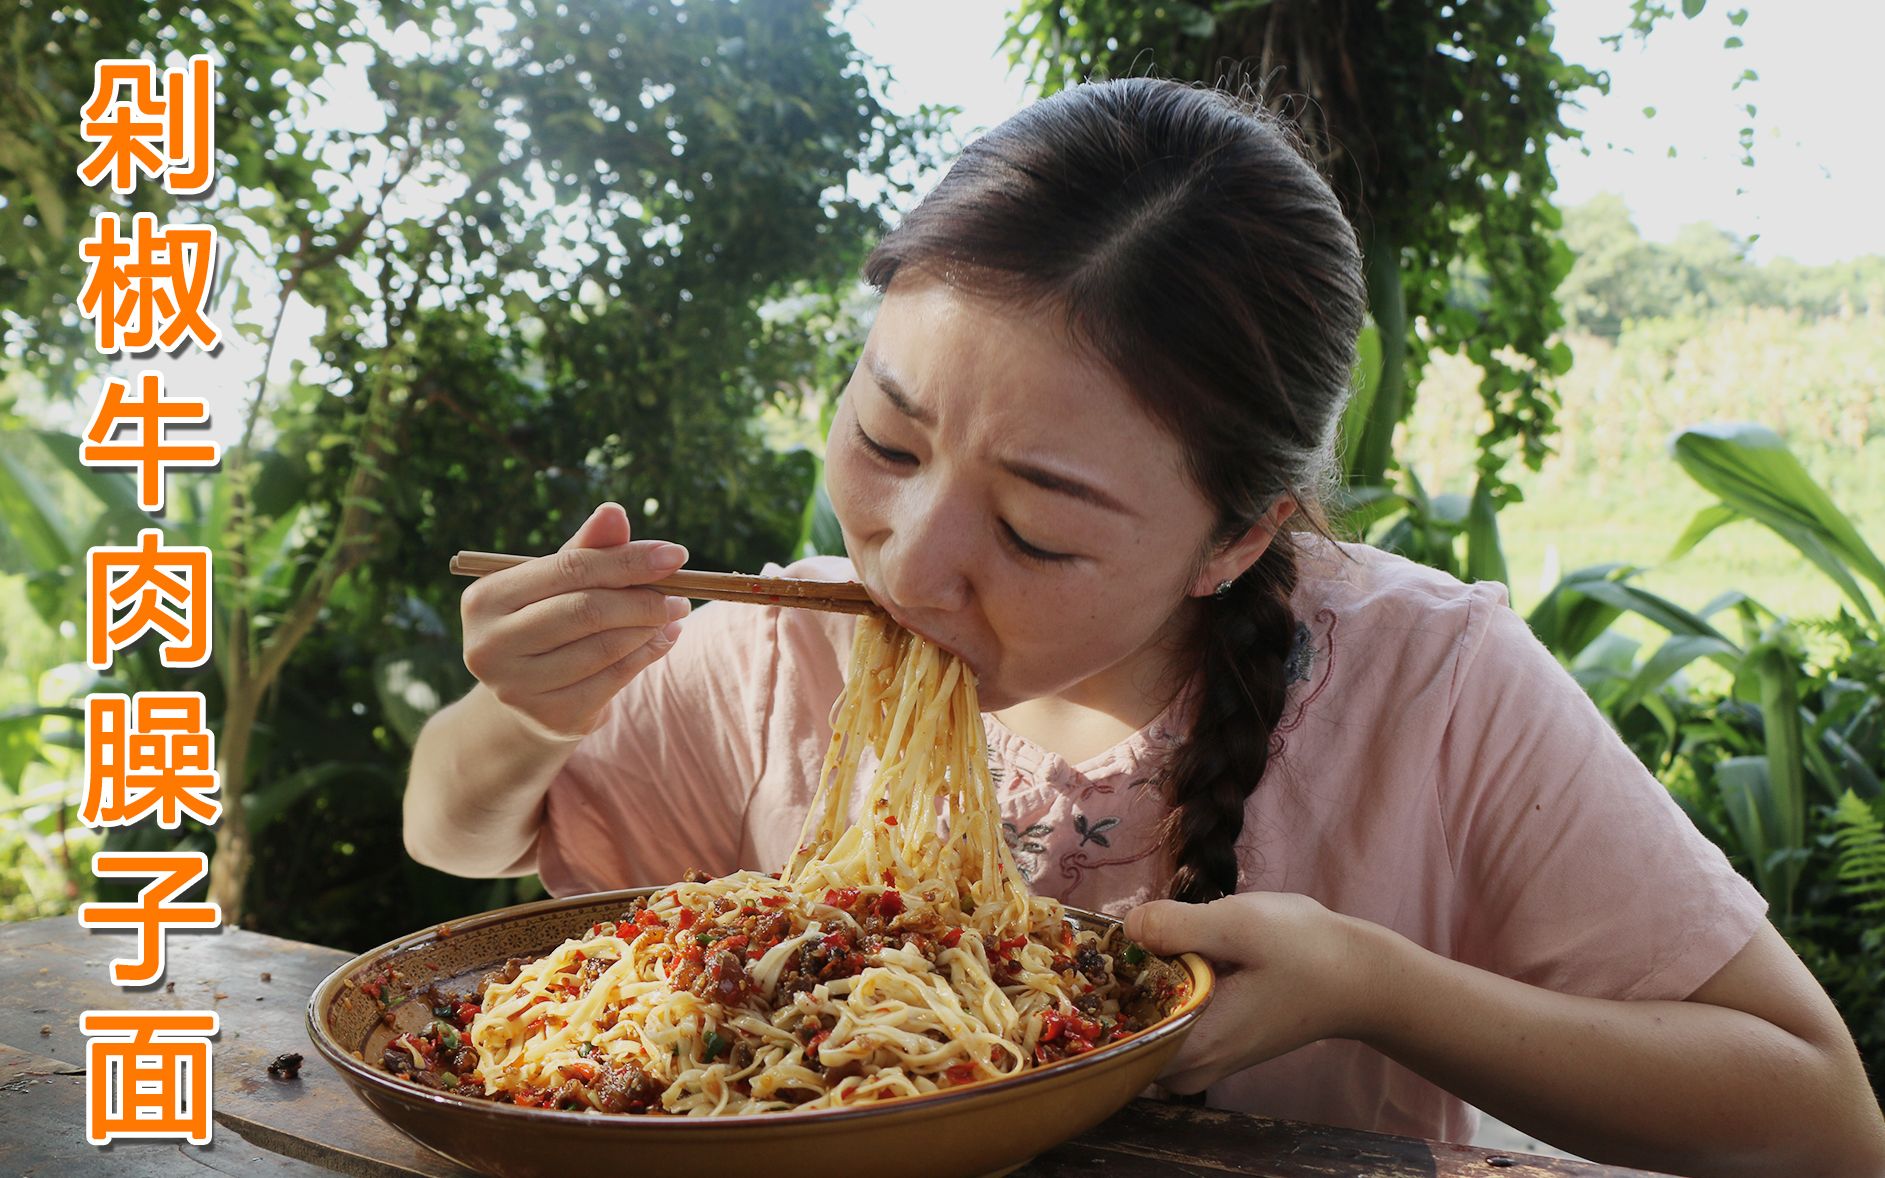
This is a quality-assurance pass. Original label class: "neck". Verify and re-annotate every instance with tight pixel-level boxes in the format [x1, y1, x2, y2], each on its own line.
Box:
[992, 600, 1201, 765]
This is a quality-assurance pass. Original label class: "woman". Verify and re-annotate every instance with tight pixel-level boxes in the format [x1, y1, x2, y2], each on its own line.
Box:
[405, 79, 1885, 1173]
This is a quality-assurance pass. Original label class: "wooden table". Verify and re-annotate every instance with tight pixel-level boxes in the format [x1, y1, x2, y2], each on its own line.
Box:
[0, 916, 1666, 1177]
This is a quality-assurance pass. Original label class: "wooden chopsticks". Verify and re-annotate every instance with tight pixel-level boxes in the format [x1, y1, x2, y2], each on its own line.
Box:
[449, 550, 881, 616]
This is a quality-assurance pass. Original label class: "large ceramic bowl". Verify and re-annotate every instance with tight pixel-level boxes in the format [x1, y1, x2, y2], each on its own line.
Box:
[308, 885, 1213, 1178]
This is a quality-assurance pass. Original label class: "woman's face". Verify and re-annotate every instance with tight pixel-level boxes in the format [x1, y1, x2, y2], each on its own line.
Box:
[825, 275, 1237, 713]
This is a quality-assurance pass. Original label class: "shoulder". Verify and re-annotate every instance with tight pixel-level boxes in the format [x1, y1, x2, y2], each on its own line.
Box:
[772, 554, 859, 584]
[621, 553, 859, 713]
[762, 554, 861, 670]
[1292, 532, 1507, 619]
[1291, 532, 1511, 671]
[1262, 533, 1536, 751]
[678, 554, 858, 710]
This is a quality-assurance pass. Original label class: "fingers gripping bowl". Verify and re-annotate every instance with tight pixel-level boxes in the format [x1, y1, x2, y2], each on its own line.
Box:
[307, 885, 1213, 1178]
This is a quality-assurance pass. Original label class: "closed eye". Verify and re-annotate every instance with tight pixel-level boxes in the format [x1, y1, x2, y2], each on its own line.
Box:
[1000, 521, 1074, 565]
[854, 421, 916, 466]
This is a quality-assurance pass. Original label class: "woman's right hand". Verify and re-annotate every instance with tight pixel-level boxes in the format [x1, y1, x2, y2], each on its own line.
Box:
[460, 502, 692, 742]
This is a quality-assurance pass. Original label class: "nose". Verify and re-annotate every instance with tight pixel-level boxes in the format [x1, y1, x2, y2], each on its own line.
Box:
[877, 485, 975, 617]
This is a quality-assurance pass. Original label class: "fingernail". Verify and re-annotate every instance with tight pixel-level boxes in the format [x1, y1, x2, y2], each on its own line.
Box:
[649, 542, 688, 568]
[656, 619, 684, 646]
[665, 595, 692, 621]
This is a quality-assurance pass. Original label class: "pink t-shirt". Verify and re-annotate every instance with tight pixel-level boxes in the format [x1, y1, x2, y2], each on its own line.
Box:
[538, 535, 1767, 1145]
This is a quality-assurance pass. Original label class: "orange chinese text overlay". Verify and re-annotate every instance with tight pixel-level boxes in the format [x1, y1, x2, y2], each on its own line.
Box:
[80, 212, 222, 355]
[77, 55, 216, 196]
[82, 693, 220, 829]
[82, 1010, 219, 1145]
[81, 373, 220, 514]
[87, 528, 212, 670]
[78, 851, 221, 987]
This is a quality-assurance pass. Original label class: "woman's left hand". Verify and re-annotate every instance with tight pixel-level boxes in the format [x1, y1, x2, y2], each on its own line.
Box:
[1124, 891, 1387, 1094]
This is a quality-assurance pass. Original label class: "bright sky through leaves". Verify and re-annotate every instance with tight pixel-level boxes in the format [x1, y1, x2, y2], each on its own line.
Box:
[843, 0, 1883, 266]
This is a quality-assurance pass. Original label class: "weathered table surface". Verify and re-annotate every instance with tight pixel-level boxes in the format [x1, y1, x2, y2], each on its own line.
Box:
[0, 915, 1668, 1177]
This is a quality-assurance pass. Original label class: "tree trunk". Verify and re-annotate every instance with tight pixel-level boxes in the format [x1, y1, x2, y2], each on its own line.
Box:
[1351, 220, 1408, 487]
[208, 684, 259, 922]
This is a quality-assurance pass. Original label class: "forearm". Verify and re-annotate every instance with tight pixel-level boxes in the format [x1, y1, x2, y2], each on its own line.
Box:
[1354, 923, 1876, 1177]
[403, 683, 581, 876]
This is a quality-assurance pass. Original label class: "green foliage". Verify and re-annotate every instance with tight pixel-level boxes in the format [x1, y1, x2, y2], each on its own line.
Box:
[0, 0, 938, 937]
[1671, 424, 1885, 623]
[1527, 425, 1885, 1092]
[1335, 468, 1508, 592]
[0, 0, 394, 395]
[1399, 302, 1885, 648]
[1832, 790, 1885, 918]
[1557, 195, 1885, 337]
[1003, 0, 1592, 493]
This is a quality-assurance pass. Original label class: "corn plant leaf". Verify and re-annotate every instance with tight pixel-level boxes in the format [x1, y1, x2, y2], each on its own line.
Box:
[1730, 631, 1808, 915]
[1571, 576, 1735, 644]
[1428, 491, 1470, 530]
[1465, 475, 1509, 588]
[1714, 755, 1801, 914]
[1672, 423, 1885, 619]
[1615, 633, 1742, 717]
[1696, 589, 1751, 619]
[1527, 563, 1637, 662]
[1337, 321, 1381, 481]
[1329, 484, 1405, 539]
[1667, 503, 1741, 562]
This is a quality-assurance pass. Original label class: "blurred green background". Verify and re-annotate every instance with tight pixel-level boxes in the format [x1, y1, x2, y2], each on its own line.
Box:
[2, 0, 1881, 1097]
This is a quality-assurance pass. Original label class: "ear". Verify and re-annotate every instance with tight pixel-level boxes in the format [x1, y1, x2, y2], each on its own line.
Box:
[1186, 497, 1298, 598]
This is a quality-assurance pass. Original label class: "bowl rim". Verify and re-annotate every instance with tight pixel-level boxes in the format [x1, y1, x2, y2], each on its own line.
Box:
[307, 883, 1214, 1129]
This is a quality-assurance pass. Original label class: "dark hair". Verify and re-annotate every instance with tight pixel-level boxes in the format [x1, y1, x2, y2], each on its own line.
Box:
[862, 78, 1366, 904]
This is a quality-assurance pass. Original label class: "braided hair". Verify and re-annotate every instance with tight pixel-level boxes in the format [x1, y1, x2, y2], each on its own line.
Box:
[862, 78, 1366, 905]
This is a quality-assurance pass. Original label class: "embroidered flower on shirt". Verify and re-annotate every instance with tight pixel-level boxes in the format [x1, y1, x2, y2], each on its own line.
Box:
[1285, 619, 1314, 685]
[1002, 820, 1052, 882]
[1072, 812, 1120, 848]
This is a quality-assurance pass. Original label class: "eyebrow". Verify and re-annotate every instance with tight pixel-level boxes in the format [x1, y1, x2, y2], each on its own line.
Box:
[866, 354, 936, 426]
[999, 458, 1136, 516]
[862, 352, 1136, 518]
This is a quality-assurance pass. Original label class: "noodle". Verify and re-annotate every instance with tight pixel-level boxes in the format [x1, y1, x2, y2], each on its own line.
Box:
[390, 616, 1188, 1114]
